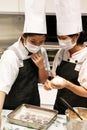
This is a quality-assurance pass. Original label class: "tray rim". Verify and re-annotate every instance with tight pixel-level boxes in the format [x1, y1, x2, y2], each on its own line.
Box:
[7, 104, 58, 130]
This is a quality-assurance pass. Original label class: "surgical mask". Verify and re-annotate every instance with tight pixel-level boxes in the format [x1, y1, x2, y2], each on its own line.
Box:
[24, 42, 41, 53]
[58, 39, 76, 50]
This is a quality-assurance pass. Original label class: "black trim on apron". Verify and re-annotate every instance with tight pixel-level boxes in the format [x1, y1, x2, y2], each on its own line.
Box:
[54, 60, 87, 114]
[4, 58, 40, 110]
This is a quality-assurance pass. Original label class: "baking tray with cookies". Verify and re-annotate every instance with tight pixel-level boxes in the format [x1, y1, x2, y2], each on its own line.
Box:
[7, 104, 58, 130]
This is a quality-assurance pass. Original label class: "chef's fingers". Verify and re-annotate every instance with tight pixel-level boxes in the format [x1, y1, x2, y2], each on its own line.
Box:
[31, 53, 42, 61]
[44, 80, 52, 90]
[31, 54, 38, 60]
[31, 56, 37, 62]
[51, 83, 59, 89]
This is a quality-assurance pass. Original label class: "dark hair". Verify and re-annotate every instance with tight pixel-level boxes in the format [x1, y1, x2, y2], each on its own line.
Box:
[69, 31, 87, 45]
[68, 34, 77, 38]
[77, 31, 87, 45]
[22, 33, 46, 38]
[20, 33, 46, 43]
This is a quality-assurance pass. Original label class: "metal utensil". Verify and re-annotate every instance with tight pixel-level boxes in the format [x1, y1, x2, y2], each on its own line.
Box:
[60, 97, 83, 120]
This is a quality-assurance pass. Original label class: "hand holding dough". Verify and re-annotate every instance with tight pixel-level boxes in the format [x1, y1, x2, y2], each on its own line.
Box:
[51, 76, 66, 89]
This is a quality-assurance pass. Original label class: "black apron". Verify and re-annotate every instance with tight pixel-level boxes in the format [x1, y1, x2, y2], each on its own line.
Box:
[3, 58, 40, 110]
[54, 60, 87, 114]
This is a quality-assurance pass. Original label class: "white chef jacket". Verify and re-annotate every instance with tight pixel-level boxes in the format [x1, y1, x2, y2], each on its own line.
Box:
[52, 47, 87, 89]
[0, 39, 50, 94]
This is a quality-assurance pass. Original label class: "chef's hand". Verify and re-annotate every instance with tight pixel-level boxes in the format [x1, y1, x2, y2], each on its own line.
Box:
[31, 51, 44, 69]
[51, 76, 67, 89]
[44, 76, 67, 90]
[44, 79, 53, 90]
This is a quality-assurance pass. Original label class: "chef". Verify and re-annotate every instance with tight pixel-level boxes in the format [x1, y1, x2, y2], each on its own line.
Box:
[44, 0, 87, 114]
[0, 0, 50, 126]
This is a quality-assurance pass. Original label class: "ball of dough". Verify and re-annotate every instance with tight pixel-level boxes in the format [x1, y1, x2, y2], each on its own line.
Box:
[51, 76, 63, 85]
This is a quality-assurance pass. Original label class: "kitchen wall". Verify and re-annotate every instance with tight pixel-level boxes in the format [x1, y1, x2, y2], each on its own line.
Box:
[0, 14, 24, 47]
[0, 14, 24, 48]
[0, 14, 24, 57]
[0, 0, 87, 14]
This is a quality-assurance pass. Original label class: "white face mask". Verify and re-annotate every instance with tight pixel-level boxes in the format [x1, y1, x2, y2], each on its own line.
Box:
[24, 42, 41, 53]
[58, 39, 76, 50]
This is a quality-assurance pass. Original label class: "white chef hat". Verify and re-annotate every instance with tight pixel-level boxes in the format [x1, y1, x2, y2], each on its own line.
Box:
[55, 0, 83, 35]
[23, 0, 47, 34]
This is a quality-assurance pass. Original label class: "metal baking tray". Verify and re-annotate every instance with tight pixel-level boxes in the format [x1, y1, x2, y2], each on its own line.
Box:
[7, 104, 58, 130]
